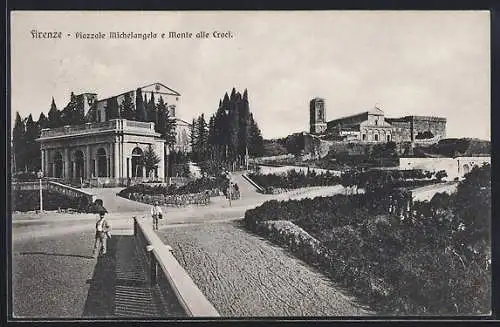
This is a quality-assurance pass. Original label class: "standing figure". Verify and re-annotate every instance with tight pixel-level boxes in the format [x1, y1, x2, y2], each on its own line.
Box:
[151, 201, 163, 231]
[93, 211, 111, 258]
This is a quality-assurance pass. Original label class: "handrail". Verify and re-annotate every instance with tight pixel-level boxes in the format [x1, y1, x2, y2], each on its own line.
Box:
[134, 217, 220, 317]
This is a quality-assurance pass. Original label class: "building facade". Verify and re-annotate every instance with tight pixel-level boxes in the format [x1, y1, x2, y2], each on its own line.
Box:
[309, 98, 446, 144]
[37, 119, 165, 185]
[36, 82, 191, 185]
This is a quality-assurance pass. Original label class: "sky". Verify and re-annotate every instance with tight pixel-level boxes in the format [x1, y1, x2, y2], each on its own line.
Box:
[10, 11, 490, 140]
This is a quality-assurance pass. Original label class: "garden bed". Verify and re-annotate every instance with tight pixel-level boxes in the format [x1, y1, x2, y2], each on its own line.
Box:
[117, 176, 227, 207]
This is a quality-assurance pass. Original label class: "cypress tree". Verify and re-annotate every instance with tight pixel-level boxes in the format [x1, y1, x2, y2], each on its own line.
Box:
[135, 88, 146, 121]
[24, 114, 41, 171]
[120, 92, 135, 120]
[38, 112, 48, 130]
[47, 97, 62, 128]
[12, 112, 26, 172]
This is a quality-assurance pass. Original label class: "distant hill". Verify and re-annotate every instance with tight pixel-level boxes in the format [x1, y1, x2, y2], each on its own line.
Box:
[414, 138, 490, 157]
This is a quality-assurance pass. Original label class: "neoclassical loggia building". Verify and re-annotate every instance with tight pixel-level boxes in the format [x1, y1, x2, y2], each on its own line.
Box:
[37, 119, 165, 185]
[36, 82, 191, 186]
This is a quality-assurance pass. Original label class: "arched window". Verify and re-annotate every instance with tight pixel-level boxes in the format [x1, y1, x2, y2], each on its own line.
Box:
[131, 147, 144, 177]
[374, 134, 379, 142]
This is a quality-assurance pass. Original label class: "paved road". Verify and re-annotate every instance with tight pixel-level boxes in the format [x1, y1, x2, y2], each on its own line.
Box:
[160, 221, 372, 317]
[12, 172, 359, 317]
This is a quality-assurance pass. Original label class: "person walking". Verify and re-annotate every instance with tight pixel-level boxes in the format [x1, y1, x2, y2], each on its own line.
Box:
[93, 211, 111, 258]
[151, 201, 163, 231]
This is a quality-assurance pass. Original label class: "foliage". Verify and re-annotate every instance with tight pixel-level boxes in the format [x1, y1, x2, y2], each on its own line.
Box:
[118, 176, 227, 197]
[244, 164, 491, 315]
[248, 169, 340, 190]
[120, 92, 135, 120]
[135, 88, 147, 121]
[12, 190, 90, 212]
[190, 88, 264, 165]
[141, 145, 161, 176]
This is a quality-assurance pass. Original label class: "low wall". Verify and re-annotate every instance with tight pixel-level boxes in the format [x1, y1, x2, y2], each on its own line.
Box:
[242, 174, 265, 193]
[133, 217, 220, 317]
[48, 181, 96, 204]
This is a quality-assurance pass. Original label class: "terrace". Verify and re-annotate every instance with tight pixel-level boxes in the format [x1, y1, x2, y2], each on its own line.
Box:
[39, 119, 157, 139]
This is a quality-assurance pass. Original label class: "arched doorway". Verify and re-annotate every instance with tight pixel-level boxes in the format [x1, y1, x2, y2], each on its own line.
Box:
[463, 164, 470, 175]
[54, 152, 63, 178]
[97, 148, 107, 177]
[132, 147, 144, 177]
[73, 150, 84, 179]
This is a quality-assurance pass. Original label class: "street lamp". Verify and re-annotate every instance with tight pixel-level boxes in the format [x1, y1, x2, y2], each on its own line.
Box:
[37, 170, 43, 212]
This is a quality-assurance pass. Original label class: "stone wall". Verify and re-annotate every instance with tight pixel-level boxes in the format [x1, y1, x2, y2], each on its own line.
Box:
[411, 116, 447, 141]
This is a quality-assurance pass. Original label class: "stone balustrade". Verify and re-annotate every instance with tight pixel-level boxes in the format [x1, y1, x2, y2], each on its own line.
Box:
[133, 217, 220, 317]
[39, 119, 157, 139]
[47, 181, 96, 203]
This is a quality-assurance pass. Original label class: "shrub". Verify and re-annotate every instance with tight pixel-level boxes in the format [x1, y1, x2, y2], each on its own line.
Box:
[248, 169, 340, 190]
[12, 190, 88, 212]
[243, 165, 491, 314]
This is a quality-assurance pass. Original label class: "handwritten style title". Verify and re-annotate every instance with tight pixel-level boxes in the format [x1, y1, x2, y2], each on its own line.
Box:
[30, 30, 234, 40]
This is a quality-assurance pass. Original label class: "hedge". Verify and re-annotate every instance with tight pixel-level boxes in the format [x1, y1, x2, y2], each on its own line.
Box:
[243, 165, 491, 315]
[12, 190, 90, 212]
[248, 169, 340, 191]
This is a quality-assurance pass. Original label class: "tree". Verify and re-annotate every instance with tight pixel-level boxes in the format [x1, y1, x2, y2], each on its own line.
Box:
[104, 97, 120, 120]
[47, 97, 62, 128]
[120, 92, 135, 120]
[190, 118, 198, 161]
[12, 112, 26, 172]
[38, 112, 48, 130]
[146, 92, 156, 123]
[135, 88, 147, 121]
[61, 92, 84, 125]
[142, 145, 161, 179]
[248, 113, 264, 156]
[24, 114, 41, 171]
[196, 114, 208, 161]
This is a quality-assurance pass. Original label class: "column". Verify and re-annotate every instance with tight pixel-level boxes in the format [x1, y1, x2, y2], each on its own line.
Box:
[86, 145, 91, 179]
[157, 143, 164, 181]
[94, 159, 98, 178]
[114, 137, 120, 179]
[127, 158, 131, 178]
[107, 158, 110, 177]
[121, 137, 125, 181]
[72, 161, 76, 179]
[142, 166, 146, 179]
[64, 148, 70, 179]
[41, 149, 45, 176]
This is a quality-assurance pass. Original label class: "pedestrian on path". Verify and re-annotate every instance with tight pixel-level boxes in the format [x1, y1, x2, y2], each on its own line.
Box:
[92, 211, 111, 258]
[151, 201, 163, 231]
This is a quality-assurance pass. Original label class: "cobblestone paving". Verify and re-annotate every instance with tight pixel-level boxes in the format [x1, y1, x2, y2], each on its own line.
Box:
[160, 221, 373, 317]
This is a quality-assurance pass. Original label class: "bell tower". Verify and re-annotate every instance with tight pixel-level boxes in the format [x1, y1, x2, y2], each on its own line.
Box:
[309, 98, 327, 134]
